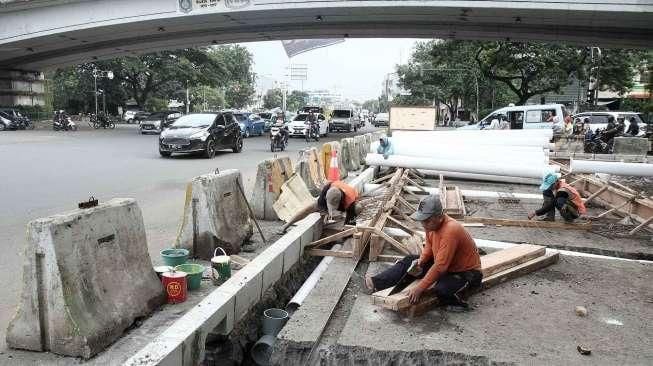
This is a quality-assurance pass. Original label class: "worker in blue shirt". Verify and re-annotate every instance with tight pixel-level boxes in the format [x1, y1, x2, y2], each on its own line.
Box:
[377, 136, 394, 159]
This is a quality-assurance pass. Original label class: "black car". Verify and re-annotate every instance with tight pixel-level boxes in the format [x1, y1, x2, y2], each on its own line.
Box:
[159, 112, 243, 158]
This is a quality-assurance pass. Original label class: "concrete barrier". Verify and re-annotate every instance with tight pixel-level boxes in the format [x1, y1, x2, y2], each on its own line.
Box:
[321, 141, 347, 179]
[176, 169, 253, 258]
[354, 135, 368, 165]
[124, 213, 323, 366]
[251, 157, 294, 220]
[613, 137, 650, 155]
[7, 198, 165, 359]
[296, 147, 327, 196]
[340, 137, 360, 172]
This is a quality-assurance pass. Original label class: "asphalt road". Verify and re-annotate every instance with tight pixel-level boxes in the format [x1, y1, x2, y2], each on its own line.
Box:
[0, 123, 378, 351]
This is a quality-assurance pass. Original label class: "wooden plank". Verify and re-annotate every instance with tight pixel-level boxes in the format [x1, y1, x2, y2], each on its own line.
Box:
[306, 227, 357, 249]
[387, 215, 421, 236]
[463, 217, 592, 230]
[376, 254, 405, 263]
[480, 250, 560, 289]
[629, 215, 653, 235]
[306, 249, 354, 258]
[396, 195, 417, 212]
[480, 244, 545, 278]
[583, 185, 608, 205]
[369, 234, 384, 261]
[372, 247, 558, 311]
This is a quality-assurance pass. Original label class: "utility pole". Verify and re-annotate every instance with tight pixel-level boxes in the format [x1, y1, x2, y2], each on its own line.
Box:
[186, 80, 190, 114]
[94, 73, 98, 116]
[92, 69, 113, 116]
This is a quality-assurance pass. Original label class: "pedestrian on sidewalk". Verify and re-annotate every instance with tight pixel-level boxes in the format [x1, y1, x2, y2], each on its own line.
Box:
[528, 172, 586, 223]
[364, 195, 482, 311]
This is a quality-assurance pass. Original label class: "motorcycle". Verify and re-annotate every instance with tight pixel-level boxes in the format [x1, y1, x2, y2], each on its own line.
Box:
[53, 115, 77, 131]
[305, 121, 319, 142]
[270, 124, 288, 152]
[583, 128, 613, 154]
[90, 114, 116, 129]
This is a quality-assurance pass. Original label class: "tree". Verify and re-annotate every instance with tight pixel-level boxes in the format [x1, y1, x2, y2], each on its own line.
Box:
[286, 90, 308, 112]
[263, 88, 283, 109]
[474, 42, 588, 105]
[190, 85, 225, 111]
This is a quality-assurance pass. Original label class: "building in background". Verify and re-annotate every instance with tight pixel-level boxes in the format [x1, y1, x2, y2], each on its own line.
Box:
[0, 69, 45, 107]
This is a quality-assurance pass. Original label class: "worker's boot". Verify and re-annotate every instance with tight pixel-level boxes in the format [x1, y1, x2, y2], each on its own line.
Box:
[537, 197, 555, 222]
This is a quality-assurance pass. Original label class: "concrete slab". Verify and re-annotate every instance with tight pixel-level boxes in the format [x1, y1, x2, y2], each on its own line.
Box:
[6, 198, 165, 359]
[613, 137, 650, 155]
[332, 256, 653, 365]
[341, 137, 361, 172]
[251, 157, 294, 220]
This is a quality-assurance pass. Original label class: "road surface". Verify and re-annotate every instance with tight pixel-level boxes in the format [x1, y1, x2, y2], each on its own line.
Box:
[0, 123, 377, 352]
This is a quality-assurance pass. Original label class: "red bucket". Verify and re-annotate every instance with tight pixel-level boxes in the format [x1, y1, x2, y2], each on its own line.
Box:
[162, 271, 187, 304]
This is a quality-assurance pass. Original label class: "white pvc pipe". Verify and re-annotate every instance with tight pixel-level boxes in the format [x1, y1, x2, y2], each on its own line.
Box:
[417, 170, 541, 185]
[370, 141, 549, 164]
[366, 153, 558, 179]
[364, 184, 543, 200]
[393, 129, 553, 138]
[288, 244, 341, 309]
[570, 159, 653, 177]
[391, 130, 552, 148]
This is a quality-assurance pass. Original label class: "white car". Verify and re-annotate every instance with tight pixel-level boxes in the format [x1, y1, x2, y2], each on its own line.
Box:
[459, 104, 567, 134]
[287, 113, 328, 137]
[572, 111, 646, 136]
[374, 113, 389, 127]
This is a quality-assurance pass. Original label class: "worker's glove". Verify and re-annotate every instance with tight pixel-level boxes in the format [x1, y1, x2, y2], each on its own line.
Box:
[383, 153, 390, 160]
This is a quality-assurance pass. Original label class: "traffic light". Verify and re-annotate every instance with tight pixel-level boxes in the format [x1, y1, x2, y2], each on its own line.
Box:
[586, 89, 594, 104]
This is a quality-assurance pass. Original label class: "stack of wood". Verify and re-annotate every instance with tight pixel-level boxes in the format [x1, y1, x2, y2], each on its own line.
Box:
[372, 244, 559, 317]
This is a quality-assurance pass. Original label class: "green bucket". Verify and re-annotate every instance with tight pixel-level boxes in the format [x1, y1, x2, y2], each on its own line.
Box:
[175, 263, 205, 291]
[161, 248, 189, 267]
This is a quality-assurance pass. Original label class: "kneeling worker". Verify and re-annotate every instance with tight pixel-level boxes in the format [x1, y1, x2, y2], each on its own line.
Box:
[528, 172, 586, 222]
[364, 195, 482, 311]
[281, 180, 359, 232]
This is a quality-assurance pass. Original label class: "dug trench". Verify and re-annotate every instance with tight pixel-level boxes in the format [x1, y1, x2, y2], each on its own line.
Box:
[203, 256, 320, 365]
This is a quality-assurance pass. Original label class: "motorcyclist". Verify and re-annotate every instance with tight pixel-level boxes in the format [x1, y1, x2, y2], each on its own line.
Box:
[625, 116, 640, 136]
[307, 111, 319, 137]
[273, 114, 289, 146]
[602, 116, 620, 143]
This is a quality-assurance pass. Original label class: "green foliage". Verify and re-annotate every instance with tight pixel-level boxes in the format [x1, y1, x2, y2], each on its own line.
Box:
[263, 88, 283, 109]
[190, 85, 225, 111]
[48, 45, 255, 113]
[144, 97, 169, 112]
[286, 90, 308, 112]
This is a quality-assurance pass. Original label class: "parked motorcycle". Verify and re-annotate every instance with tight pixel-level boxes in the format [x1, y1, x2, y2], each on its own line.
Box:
[270, 124, 288, 152]
[305, 121, 319, 142]
[90, 113, 116, 129]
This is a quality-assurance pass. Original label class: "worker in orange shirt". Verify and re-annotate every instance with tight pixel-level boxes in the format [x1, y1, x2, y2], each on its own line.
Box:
[364, 195, 482, 311]
[281, 180, 359, 232]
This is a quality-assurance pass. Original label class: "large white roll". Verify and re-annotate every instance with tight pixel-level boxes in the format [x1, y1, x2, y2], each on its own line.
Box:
[365, 153, 558, 179]
[388, 131, 551, 148]
[570, 159, 653, 177]
[417, 170, 541, 185]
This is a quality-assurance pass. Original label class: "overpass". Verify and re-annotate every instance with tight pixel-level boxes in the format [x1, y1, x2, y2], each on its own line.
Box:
[1, 0, 652, 71]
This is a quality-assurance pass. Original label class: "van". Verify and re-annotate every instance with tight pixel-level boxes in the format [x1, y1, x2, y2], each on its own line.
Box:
[329, 108, 357, 132]
[460, 104, 567, 134]
[571, 111, 647, 136]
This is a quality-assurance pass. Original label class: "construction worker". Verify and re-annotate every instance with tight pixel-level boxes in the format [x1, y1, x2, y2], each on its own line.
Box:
[376, 136, 394, 159]
[528, 172, 586, 222]
[280, 180, 359, 232]
[364, 195, 482, 311]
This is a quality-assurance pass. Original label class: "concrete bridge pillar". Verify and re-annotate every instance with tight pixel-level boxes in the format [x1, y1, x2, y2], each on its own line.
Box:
[0, 69, 45, 107]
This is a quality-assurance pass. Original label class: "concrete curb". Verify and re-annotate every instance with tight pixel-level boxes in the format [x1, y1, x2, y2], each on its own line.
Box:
[296, 147, 327, 196]
[123, 213, 323, 366]
[340, 137, 360, 172]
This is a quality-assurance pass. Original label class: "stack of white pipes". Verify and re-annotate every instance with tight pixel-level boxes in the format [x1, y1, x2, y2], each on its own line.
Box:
[367, 129, 557, 181]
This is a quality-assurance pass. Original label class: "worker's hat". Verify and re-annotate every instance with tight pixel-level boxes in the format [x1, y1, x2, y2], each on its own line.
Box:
[410, 195, 443, 221]
[539, 172, 561, 191]
[325, 187, 343, 217]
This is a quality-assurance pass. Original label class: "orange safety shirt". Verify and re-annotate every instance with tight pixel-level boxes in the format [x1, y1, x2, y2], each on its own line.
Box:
[417, 215, 481, 291]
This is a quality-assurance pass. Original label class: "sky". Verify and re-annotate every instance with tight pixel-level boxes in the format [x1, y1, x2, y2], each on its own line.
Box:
[242, 38, 421, 102]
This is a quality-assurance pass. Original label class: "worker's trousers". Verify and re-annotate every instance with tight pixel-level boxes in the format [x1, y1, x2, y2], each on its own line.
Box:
[542, 190, 579, 222]
[371, 255, 482, 306]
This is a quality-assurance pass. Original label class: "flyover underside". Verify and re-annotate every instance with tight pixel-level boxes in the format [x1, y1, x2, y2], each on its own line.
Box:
[1, 1, 652, 70]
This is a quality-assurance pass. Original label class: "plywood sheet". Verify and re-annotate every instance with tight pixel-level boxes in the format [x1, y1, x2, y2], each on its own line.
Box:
[389, 106, 436, 131]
